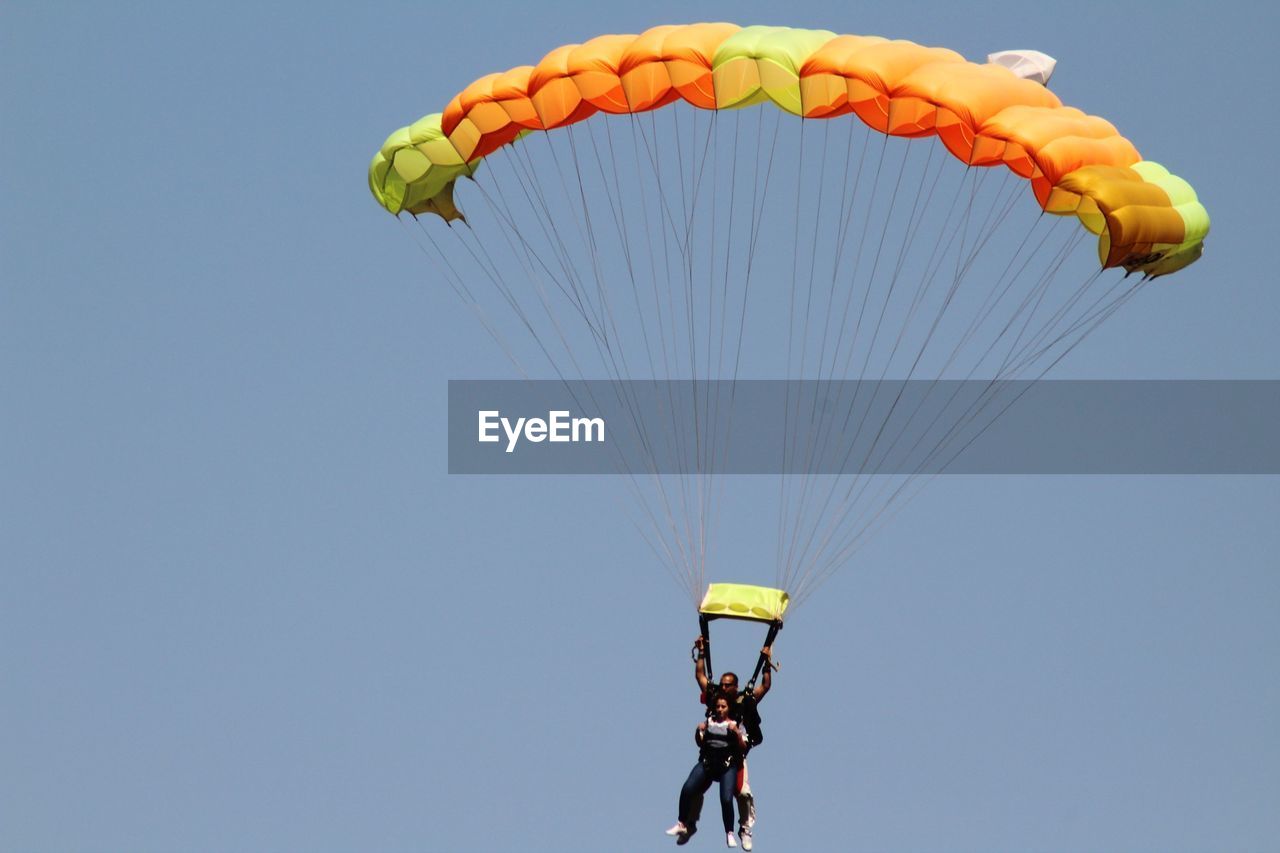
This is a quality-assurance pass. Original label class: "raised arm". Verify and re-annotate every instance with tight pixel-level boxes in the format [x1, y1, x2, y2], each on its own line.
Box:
[751, 645, 773, 701]
[693, 635, 710, 693]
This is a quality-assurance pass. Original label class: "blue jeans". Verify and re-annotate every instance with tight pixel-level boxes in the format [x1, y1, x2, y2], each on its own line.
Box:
[679, 760, 738, 833]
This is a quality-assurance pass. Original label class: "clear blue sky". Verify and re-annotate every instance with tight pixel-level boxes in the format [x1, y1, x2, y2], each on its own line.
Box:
[3, 1, 1277, 851]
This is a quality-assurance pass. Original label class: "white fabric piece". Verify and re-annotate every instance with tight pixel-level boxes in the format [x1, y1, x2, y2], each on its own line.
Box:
[987, 49, 1057, 86]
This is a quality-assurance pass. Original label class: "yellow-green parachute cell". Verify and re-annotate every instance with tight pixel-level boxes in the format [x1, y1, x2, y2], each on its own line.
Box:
[370, 23, 1207, 277]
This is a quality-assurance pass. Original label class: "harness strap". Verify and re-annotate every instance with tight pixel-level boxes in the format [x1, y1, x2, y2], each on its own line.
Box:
[698, 613, 714, 684]
[743, 622, 781, 694]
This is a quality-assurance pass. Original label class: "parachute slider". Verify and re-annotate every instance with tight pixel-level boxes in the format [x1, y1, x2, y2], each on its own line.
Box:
[699, 583, 789, 625]
[987, 49, 1057, 86]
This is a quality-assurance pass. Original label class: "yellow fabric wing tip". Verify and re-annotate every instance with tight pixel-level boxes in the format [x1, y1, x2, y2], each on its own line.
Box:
[699, 583, 790, 623]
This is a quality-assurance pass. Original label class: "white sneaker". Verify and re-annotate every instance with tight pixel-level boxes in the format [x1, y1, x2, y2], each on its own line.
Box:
[726, 832, 738, 848]
[739, 826, 753, 851]
[665, 823, 687, 837]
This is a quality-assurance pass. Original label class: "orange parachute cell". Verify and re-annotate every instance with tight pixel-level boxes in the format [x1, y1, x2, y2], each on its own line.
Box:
[566, 34, 636, 114]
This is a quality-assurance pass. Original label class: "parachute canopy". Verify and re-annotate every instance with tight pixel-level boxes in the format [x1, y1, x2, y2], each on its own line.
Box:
[369, 24, 1211, 613]
[370, 23, 1208, 277]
